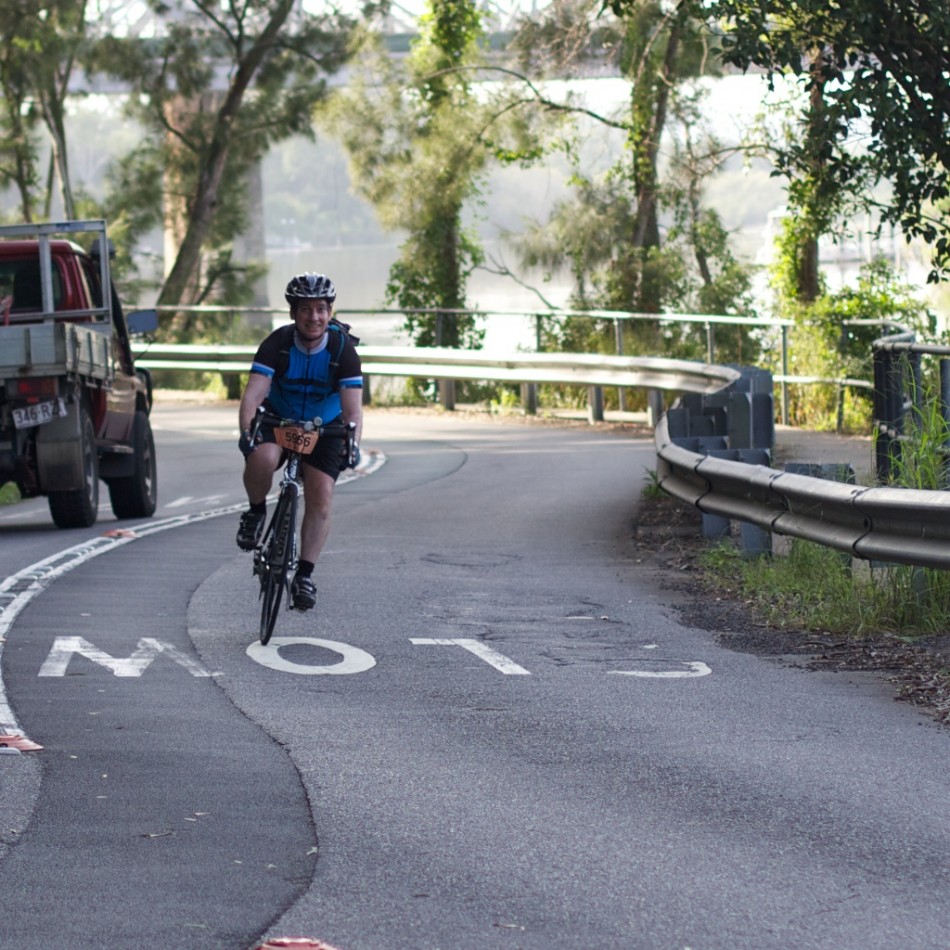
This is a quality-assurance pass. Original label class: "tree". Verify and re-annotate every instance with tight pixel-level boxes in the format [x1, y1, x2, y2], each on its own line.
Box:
[0, 0, 90, 221]
[93, 0, 357, 309]
[0, 5, 41, 221]
[512, 0, 755, 367]
[709, 0, 950, 283]
[328, 0, 493, 353]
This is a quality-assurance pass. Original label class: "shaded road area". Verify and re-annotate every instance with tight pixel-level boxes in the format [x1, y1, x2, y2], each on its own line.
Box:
[0, 406, 948, 949]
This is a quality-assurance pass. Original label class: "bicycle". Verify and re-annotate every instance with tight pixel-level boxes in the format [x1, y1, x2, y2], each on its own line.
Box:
[249, 407, 357, 645]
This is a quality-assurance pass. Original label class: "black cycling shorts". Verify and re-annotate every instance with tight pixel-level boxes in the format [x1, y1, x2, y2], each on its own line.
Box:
[257, 414, 347, 482]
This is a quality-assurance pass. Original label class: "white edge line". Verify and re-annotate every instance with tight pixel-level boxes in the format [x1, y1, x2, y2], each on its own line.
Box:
[0, 453, 386, 736]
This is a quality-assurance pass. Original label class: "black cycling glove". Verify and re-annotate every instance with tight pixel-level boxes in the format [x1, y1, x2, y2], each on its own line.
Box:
[239, 429, 260, 458]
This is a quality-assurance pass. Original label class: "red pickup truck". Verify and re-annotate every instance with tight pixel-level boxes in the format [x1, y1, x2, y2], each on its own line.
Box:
[0, 220, 159, 529]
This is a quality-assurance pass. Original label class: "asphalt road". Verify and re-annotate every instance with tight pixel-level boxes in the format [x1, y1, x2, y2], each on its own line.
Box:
[1, 403, 948, 950]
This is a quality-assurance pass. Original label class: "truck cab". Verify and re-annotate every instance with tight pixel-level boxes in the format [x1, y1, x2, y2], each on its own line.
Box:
[0, 220, 159, 529]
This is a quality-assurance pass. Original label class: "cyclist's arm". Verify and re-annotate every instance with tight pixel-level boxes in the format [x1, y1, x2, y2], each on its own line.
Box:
[341, 386, 362, 447]
[239, 372, 272, 435]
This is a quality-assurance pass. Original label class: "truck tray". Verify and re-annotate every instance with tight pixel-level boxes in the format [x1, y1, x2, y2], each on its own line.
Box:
[0, 322, 111, 381]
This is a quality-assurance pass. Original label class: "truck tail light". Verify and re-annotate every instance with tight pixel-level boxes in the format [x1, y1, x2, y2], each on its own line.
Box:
[13, 377, 59, 402]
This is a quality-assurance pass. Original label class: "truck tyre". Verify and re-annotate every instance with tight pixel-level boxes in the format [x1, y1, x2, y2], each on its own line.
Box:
[48, 409, 99, 529]
[108, 410, 158, 519]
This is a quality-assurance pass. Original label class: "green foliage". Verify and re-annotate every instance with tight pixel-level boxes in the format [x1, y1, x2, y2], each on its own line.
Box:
[707, 0, 950, 283]
[0, 0, 88, 219]
[326, 0, 521, 353]
[885, 371, 950, 491]
[511, 0, 757, 374]
[641, 467, 664, 499]
[90, 0, 357, 310]
[766, 252, 935, 431]
[489, 385, 522, 413]
[698, 359, 950, 617]
[703, 538, 950, 638]
[0, 481, 21, 506]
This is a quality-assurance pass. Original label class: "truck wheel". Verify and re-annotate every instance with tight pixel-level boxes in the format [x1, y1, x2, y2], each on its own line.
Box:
[108, 410, 158, 518]
[48, 410, 100, 529]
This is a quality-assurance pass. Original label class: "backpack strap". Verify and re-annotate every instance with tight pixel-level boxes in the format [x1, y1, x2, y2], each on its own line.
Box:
[272, 323, 298, 381]
[326, 319, 358, 378]
[272, 319, 358, 387]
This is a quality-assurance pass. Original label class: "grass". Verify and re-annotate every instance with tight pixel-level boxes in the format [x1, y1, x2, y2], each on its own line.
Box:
[0, 482, 20, 505]
[641, 467, 665, 499]
[696, 368, 950, 641]
[701, 536, 950, 639]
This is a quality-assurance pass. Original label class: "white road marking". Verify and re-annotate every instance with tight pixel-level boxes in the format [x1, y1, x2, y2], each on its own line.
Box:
[164, 495, 227, 509]
[609, 662, 712, 678]
[410, 637, 532, 675]
[38, 636, 213, 677]
[0, 452, 386, 734]
[246, 637, 377, 675]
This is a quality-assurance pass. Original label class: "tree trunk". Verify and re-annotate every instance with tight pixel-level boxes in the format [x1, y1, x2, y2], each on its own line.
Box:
[157, 0, 295, 309]
[41, 89, 75, 220]
[796, 54, 827, 304]
[629, 10, 685, 313]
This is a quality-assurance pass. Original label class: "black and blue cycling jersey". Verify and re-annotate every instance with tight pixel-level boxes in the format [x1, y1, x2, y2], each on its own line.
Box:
[249, 322, 362, 422]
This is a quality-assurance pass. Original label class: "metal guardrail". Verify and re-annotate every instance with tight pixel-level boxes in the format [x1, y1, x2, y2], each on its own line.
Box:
[129, 317, 950, 569]
[138, 304, 801, 421]
[129, 341, 742, 394]
[655, 413, 950, 570]
[655, 319, 950, 571]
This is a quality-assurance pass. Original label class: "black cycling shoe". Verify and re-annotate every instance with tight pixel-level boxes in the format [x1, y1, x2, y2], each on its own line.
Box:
[236, 508, 265, 551]
[291, 575, 317, 611]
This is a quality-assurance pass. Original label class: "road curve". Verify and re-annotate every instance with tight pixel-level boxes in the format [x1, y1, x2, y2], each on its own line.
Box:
[0, 405, 948, 950]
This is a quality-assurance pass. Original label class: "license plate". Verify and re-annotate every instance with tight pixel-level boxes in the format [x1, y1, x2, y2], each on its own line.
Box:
[12, 397, 66, 429]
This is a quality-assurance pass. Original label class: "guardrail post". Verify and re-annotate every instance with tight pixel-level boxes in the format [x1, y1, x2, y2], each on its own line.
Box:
[440, 378, 456, 411]
[910, 351, 924, 429]
[873, 347, 900, 482]
[703, 512, 730, 539]
[589, 386, 605, 423]
[433, 311, 455, 411]
[700, 447, 772, 555]
[783, 461, 855, 568]
[726, 393, 752, 448]
[521, 382, 538, 415]
[647, 389, 664, 427]
[752, 393, 775, 450]
[781, 325, 789, 426]
[736, 448, 772, 556]
[614, 317, 627, 412]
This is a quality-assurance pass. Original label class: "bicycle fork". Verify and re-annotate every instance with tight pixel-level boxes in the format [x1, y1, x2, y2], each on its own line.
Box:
[253, 460, 302, 583]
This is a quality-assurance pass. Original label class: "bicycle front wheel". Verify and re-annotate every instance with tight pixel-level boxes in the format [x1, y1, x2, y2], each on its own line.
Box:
[259, 490, 297, 645]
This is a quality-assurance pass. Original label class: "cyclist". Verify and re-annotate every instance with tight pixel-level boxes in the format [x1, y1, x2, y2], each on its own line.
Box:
[236, 272, 362, 611]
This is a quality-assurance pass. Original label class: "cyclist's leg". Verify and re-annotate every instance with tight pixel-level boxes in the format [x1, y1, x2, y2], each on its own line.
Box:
[243, 442, 283, 504]
[299, 465, 335, 565]
[238, 441, 284, 551]
[292, 434, 345, 608]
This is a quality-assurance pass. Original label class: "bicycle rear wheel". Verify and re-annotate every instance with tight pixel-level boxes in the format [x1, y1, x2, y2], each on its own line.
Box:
[259, 489, 297, 645]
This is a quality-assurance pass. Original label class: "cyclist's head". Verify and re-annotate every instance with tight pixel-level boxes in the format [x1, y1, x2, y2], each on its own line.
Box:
[284, 273, 336, 312]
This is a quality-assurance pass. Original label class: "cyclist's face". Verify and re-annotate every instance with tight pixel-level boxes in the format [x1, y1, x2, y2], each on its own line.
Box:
[294, 299, 331, 344]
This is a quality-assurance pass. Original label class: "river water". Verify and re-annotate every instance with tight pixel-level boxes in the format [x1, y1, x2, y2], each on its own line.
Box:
[266, 241, 572, 351]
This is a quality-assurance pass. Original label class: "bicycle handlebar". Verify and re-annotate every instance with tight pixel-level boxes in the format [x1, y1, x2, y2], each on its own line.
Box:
[250, 406, 358, 467]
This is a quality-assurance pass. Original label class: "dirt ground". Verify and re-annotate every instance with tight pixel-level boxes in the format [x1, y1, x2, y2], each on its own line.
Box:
[631, 487, 950, 729]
